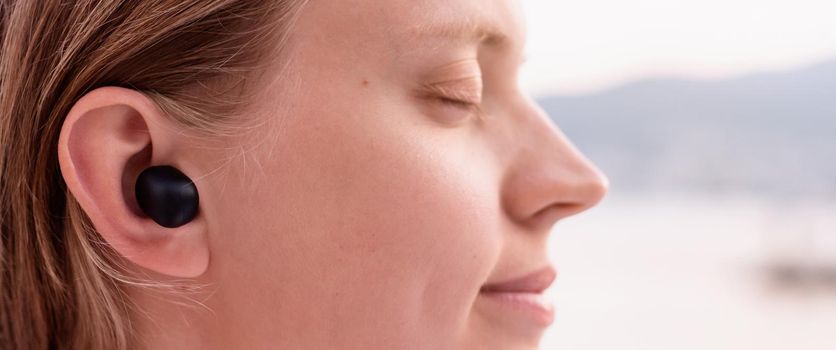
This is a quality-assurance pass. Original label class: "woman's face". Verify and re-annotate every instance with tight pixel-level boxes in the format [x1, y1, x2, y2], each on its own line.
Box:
[197, 0, 607, 349]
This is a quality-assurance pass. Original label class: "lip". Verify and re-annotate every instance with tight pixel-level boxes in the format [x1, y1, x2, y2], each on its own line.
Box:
[480, 266, 557, 293]
[476, 266, 557, 330]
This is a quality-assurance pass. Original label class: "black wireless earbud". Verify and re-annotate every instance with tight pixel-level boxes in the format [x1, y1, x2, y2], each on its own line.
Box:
[135, 165, 199, 228]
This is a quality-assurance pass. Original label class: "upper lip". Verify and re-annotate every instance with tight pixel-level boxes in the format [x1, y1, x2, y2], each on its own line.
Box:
[479, 265, 557, 294]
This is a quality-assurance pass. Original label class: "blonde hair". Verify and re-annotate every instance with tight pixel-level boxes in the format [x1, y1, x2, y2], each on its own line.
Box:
[0, 1, 307, 348]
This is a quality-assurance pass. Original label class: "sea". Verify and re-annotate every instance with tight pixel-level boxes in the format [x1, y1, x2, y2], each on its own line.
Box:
[541, 193, 836, 350]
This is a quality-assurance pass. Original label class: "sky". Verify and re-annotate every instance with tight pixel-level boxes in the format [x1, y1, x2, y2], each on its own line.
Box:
[519, 0, 836, 96]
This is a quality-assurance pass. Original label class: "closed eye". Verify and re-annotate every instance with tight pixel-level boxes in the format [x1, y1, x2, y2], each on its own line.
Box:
[423, 77, 483, 111]
[437, 96, 479, 110]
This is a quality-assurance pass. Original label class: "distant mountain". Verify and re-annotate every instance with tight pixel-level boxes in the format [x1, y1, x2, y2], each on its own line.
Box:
[537, 59, 836, 197]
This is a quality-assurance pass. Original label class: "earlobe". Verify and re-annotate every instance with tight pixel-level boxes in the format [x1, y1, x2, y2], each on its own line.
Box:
[57, 86, 210, 278]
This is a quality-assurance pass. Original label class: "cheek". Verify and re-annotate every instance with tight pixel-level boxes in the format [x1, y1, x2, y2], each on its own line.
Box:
[305, 111, 501, 341]
[220, 97, 502, 346]
[339, 131, 501, 314]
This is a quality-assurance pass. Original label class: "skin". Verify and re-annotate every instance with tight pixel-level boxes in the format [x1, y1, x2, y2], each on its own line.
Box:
[57, 0, 608, 349]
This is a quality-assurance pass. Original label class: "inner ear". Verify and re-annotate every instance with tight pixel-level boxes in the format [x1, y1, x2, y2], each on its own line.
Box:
[123, 142, 153, 218]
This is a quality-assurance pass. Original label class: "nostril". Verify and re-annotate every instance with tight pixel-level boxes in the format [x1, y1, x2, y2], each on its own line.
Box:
[529, 202, 585, 231]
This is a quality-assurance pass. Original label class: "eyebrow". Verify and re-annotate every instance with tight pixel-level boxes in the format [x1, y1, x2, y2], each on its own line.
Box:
[412, 17, 509, 47]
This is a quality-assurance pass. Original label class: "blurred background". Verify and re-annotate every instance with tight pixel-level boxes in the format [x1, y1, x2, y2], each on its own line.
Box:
[518, 1, 836, 349]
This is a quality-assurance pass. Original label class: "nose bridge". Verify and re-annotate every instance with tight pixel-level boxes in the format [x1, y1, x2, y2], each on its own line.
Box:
[499, 96, 609, 231]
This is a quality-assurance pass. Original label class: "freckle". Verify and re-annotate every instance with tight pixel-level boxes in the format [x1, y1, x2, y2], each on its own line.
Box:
[362, 79, 369, 87]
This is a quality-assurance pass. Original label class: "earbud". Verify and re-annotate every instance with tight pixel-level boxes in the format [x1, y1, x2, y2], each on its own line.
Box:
[135, 165, 199, 228]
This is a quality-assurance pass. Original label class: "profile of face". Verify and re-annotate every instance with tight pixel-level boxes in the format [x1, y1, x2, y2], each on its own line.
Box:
[57, 0, 607, 349]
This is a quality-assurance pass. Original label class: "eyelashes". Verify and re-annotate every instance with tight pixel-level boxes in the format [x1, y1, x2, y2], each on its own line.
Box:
[437, 96, 479, 110]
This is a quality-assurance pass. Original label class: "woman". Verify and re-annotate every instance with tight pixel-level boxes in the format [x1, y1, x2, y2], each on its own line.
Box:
[0, 0, 607, 349]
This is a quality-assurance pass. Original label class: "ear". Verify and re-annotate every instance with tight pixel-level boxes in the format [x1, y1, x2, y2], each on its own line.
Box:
[57, 86, 209, 278]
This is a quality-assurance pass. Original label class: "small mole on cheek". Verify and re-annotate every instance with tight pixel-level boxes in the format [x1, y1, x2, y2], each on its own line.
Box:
[362, 79, 369, 87]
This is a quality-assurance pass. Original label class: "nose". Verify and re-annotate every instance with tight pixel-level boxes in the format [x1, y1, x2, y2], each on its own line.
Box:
[500, 99, 609, 232]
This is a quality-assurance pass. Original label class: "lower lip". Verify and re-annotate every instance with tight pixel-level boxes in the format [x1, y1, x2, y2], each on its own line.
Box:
[477, 290, 555, 328]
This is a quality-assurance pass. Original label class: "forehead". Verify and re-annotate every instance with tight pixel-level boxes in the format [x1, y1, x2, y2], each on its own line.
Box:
[299, 0, 526, 51]
[401, 0, 525, 44]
